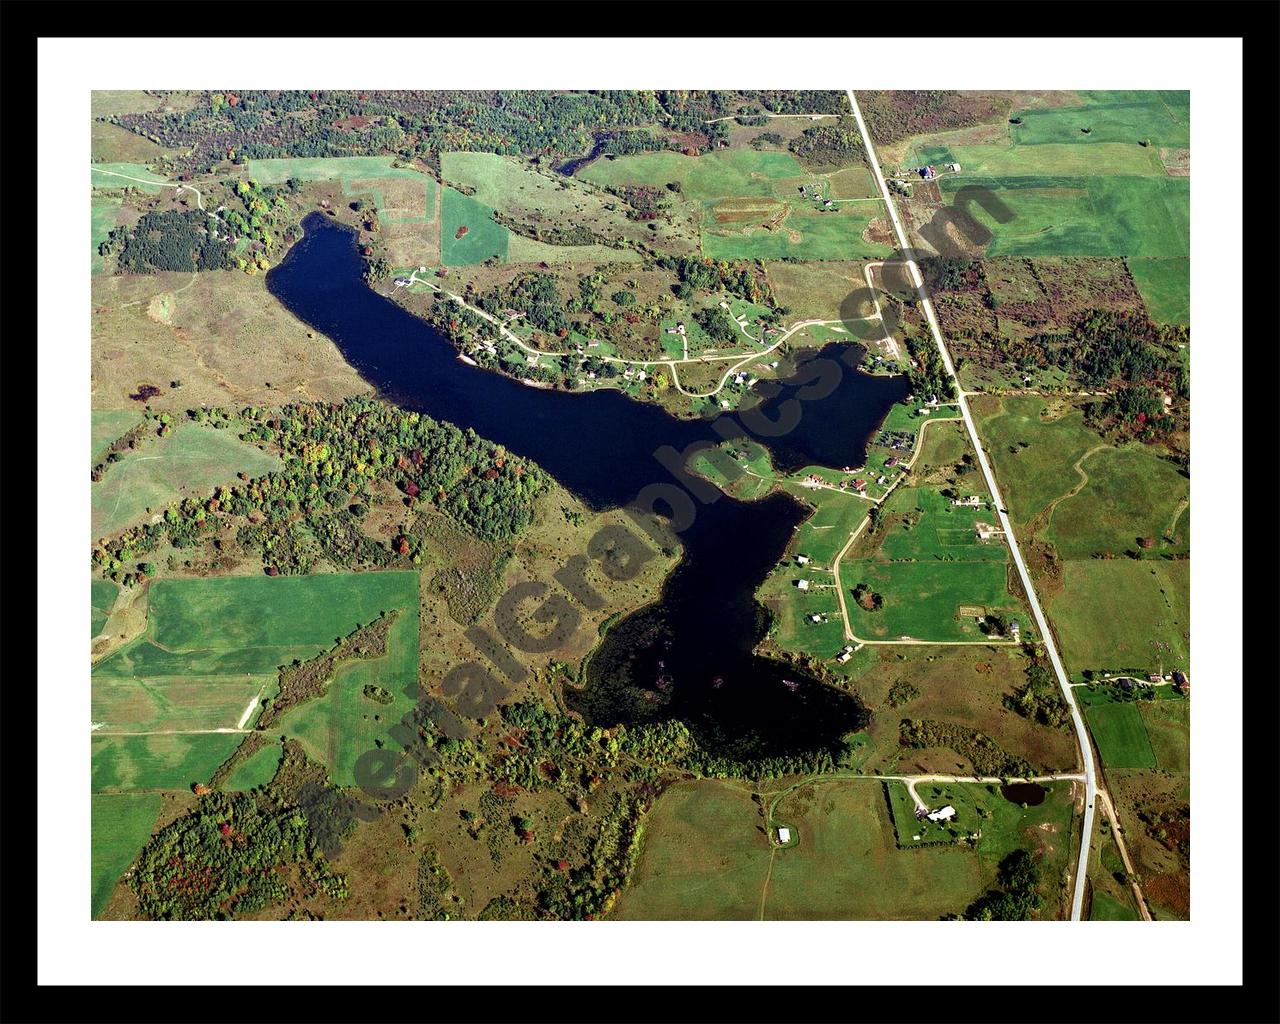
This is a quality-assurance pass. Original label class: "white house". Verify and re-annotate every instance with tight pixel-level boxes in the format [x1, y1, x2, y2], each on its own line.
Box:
[795, 579, 809, 591]
[796, 554, 811, 565]
[777, 827, 791, 844]
[926, 805, 957, 823]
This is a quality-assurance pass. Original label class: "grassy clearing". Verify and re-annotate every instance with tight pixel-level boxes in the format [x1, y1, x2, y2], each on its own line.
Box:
[267, 605, 419, 787]
[877, 487, 1004, 562]
[580, 148, 811, 201]
[941, 175, 1188, 258]
[1085, 702, 1157, 769]
[91, 792, 163, 917]
[1138, 698, 1189, 774]
[915, 141, 1166, 177]
[90, 163, 168, 193]
[764, 260, 868, 321]
[507, 236, 640, 265]
[92, 572, 420, 788]
[92, 270, 371, 413]
[611, 779, 770, 920]
[91, 196, 124, 274]
[1090, 890, 1139, 920]
[92, 579, 119, 638]
[441, 186, 509, 265]
[91, 421, 281, 539]
[616, 775, 1076, 919]
[223, 742, 285, 792]
[703, 201, 891, 261]
[246, 156, 428, 186]
[851, 645, 1080, 773]
[1045, 447, 1188, 558]
[1127, 257, 1189, 325]
[1049, 559, 1189, 674]
[973, 396, 1101, 530]
[1010, 91, 1189, 148]
[91, 410, 141, 463]
[843, 560, 1021, 641]
[91, 732, 245, 793]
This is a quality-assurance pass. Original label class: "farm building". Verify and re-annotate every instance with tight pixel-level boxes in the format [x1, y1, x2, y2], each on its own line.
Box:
[794, 579, 810, 591]
[952, 495, 983, 507]
[796, 554, 810, 565]
[777, 827, 792, 844]
[926, 805, 956, 823]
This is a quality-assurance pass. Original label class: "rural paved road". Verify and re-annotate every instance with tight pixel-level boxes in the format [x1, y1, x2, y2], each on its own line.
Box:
[847, 89, 1100, 922]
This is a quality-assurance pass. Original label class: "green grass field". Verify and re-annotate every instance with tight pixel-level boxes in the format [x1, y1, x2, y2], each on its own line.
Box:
[91, 196, 123, 274]
[441, 186, 509, 265]
[842, 559, 1020, 642]
[92, 732, 245, 793]
[1085, 702, 1157, 769]
[1045, 447, 1189, 558]
[1127, 257, 1189, 325]
[1090, 889, 1140, 920]
[92, 579, 119, 637]
[1138, 697, 1190, 774]
[877, 488, 1005, 563]
[90, 163, 168, 193]
[91, 421, 281, 540]
[614, 776, 1075, 919]
[223, 742, 285, 792]
[92, 410, 142, 463]
[1048, 558, 1189, 675]
[703, 201, 892, 261]
[581, 148, 811, 201]
[974, 396, 1101, 529]
[914, 141, 1166, 177]
[92, 572, 420, 789]
[941, 175, 1188, 258]
[91, 792, 163, 917]
[1010, 91, 1189, 148]
[246, 156, 427, 186]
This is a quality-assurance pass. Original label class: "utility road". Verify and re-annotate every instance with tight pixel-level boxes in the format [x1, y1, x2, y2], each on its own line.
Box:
[847, 89, 1099, 922]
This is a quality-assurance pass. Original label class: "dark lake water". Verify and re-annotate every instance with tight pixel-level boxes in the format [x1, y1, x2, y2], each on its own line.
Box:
[267, 213, 907, 760]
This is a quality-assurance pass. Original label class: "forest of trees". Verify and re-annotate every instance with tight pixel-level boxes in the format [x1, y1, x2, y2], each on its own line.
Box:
[104, 209, 232, 274]
[788, 117, 867, 168]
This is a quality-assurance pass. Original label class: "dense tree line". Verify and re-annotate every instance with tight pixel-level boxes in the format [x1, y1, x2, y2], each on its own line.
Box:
[1042, 309, 1184, 387]
[960, 849, 1044, 920]
[905, 335, 957, 400]
[477, 272, 569, 334]
[693, 306, 740, 344]
[130, 789, 346, 920]
[788, 117, 867, 168]
[106, 209, 232, 274]
[1003, 661, 1071, 729]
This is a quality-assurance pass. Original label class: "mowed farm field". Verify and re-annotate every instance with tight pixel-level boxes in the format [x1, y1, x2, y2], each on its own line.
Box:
[91, 418, 281, 539]
[580, 148, 892, 261]
[91, 792, 163, 918]
[614, 776, 1076, 919]
[92, 571, 420, 792]
[904, 91, 1189, 319]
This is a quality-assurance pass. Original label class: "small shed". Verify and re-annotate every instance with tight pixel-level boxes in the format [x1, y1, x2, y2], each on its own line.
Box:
[777, 827, 792, 844]
[795, 579, 810, 591]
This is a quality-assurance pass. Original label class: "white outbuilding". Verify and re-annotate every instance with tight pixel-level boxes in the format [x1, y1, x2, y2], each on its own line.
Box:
[926, 805, 957, 823]
[777, 827, 792, 844]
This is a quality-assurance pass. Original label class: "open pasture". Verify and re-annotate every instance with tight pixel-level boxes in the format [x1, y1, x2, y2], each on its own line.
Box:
[1084, 701, 1157, 769]
[92, 572, 420, 789]
[91, 792, 163, 917]
[938, 174, 1188, 258]
[91, 421, 281, 540]
[1126, 257, 1189, 325]
[1010, 91, 1189, 148]
[1048, 559, 1189, 675]
[1045, 447, 1189, 558]
[441, 186, 510, 265]
[842, 559, 1019, 642]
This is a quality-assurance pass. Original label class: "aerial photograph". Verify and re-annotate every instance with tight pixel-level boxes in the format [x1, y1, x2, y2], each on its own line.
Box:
[88, 87, 1191, 924]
